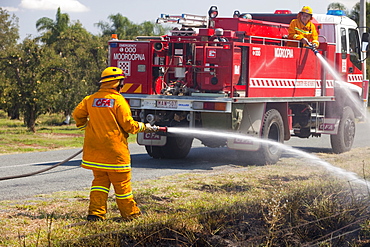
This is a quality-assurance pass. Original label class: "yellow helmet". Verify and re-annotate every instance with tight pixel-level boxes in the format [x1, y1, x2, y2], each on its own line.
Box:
[100, 67, 125, 83]
[300, 6, 313, 15]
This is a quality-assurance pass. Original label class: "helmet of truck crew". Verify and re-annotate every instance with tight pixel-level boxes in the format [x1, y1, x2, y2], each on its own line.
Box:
[298, 6, 313, 22]
[300, 6, 313, 15]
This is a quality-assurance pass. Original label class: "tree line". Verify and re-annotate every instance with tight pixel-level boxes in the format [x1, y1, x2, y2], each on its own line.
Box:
[0, 3, 368, 132]
[0, 7, 169, 132]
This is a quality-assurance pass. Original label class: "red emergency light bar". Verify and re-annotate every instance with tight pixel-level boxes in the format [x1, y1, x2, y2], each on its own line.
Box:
[274, 10, 292, 14]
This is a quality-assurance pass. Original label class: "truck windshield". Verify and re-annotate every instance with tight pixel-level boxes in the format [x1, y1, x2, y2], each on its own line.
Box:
[349, 28, 361, 70]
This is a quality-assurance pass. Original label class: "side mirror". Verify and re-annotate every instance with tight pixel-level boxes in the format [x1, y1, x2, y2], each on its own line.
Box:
[360, 33, 370, 60]
[361, 33, 369, 52]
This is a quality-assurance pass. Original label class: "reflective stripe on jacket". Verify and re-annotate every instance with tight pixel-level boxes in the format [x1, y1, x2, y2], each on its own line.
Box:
[73, 88, 145, 172]
[288, 19, 319, 47]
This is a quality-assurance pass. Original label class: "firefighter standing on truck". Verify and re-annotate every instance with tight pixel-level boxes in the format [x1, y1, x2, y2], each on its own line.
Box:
[288, 6, 319, 48]
[73, 67, 156, 221]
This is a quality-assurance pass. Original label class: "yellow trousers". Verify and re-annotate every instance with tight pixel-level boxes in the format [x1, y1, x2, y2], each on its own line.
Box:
[89, 170, 140, 219]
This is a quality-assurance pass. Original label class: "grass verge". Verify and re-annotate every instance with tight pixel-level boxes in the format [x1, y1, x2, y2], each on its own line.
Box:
[0, 112, 136, 154]
[1, 148, 370, 246]
[1, 111, 370, 246]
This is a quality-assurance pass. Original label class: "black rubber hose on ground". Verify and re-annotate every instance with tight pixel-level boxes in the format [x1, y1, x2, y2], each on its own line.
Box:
[0, 149, 83, 181]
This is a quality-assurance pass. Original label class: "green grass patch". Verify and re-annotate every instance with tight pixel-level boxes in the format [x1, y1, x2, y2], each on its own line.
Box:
[0, 111, 137, 154]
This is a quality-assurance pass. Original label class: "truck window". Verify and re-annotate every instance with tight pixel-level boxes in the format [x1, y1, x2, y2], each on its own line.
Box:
[341, 27, 347, 54]
[318, 24, 335, 43]
[348, 28, 361, 70]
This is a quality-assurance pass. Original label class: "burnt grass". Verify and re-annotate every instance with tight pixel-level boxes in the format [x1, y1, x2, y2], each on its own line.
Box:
[62, 185, 370, 247]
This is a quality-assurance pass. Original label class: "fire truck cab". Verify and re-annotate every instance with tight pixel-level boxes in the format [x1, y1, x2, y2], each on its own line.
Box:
[108, 7, 369, 164]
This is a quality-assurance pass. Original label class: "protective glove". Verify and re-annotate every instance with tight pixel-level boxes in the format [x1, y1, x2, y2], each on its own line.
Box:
[144, 123, 157, 133]
[301, 38, 309, 46]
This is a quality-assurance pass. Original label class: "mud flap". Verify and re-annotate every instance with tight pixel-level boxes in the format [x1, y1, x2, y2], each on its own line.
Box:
[137, 132, 167, 146]
[318, 118, 340, 134]
[227, 103, 264, 151]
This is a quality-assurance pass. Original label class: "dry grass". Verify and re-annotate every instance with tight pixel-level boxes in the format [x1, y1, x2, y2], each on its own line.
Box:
[1, 110, 370, 246]
[1, 147, 370, 246]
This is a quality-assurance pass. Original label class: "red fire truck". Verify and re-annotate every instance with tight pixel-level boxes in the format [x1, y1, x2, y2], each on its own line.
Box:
[108, 6, 369, 164]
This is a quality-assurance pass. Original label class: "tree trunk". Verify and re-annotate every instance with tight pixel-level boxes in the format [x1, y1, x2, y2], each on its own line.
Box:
[8, 105, 20, 120]
[24, 105, 36, 133]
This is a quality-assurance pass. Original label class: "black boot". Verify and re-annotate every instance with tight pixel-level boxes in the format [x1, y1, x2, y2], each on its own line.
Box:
[87, 215, 103, 221]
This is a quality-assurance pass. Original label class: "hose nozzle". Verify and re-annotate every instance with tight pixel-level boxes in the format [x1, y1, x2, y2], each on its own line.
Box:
[153, 126, 168, 132]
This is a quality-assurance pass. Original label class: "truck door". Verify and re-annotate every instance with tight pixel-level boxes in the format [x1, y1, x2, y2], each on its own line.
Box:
[343, 27, 364, 91]
[338, 27, 363, 87]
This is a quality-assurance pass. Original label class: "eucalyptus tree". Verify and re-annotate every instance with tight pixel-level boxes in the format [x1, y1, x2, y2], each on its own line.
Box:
[139, 20, 170, 36]
[2, 38, 64, 132]
[35, 8, 107, 124]
[349, 1, 370, 28]
[327, 2, 348, 11]
[49, 23, 107, 120]
[0, 8, 20, 118]
[0, 8, 19, 50]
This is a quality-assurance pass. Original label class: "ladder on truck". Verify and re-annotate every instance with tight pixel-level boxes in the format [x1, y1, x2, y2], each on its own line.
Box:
[156, 13, 208, 28]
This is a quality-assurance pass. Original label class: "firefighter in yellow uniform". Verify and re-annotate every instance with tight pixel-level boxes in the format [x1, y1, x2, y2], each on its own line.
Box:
[288, 6, 319, 48]
[73, 67, 156, 221]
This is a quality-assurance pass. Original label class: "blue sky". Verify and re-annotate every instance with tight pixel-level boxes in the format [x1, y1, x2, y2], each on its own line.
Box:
[0, 0, 360, 40]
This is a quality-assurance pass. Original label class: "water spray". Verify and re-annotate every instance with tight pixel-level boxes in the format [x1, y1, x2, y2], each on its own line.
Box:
[167, 127, 370, 190]
[309, 43, 366, 119]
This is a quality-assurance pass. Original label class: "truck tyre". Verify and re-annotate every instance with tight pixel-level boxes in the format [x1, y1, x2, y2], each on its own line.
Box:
[146, 136, 193, 159]
[239, 109, 284, 165]
[145, 145, 165, 159]
[330, 106, 355, 154]
[161, 136, 193, 159]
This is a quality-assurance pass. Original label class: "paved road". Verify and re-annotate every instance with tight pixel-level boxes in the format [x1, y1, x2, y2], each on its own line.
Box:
[0, 120, 369, 201]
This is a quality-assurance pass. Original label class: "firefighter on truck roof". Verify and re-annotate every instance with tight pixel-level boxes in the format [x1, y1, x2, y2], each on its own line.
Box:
[73, 67, 157, 221]
[288, 6, 319, 48]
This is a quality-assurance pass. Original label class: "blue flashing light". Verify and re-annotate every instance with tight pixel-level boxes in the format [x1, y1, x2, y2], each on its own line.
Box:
[327, 10, 346, 16]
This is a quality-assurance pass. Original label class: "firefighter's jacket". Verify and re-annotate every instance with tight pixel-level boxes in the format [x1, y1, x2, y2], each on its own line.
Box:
[288, 19, 319, 47]
[73, 88, 145, 172]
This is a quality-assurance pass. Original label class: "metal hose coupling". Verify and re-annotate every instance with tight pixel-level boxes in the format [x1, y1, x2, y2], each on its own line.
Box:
[311, 47, 319, 55]
[308, 43, 319, 55]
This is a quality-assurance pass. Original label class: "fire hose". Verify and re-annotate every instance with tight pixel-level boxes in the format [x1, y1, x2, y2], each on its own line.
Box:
[0, 149, 83, 181]
[308, 43, 319, 55]
[0, 126, 167, 181]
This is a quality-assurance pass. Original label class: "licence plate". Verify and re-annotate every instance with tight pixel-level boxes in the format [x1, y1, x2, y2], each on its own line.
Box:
[156, 100, 178, 109]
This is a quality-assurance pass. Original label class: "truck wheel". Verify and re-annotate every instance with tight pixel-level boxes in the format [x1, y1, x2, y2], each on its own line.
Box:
[330, 106, 355, 154]
[161, 136, 193, 159]
[145, 145, 165, 159]
[239, 109, 284, 165]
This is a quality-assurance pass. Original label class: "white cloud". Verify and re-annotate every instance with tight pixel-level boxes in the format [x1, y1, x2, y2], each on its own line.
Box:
[20, 0, 89, 12]
[1, 6, 20, 12]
